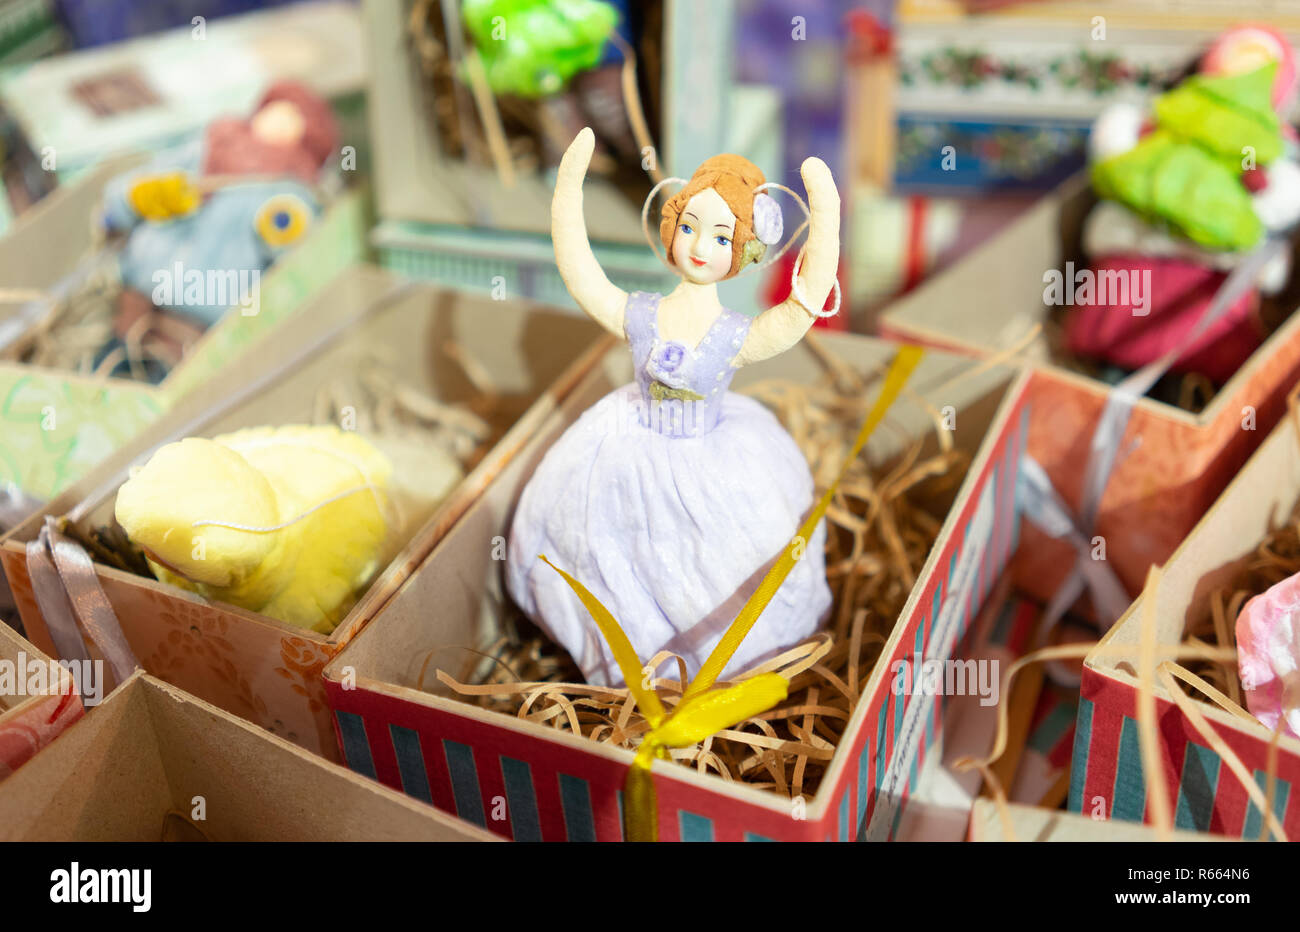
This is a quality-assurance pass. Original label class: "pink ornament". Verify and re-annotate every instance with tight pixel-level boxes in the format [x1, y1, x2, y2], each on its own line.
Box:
[1202, 24, 1298, 113]
[1236, 571, 1300, 738]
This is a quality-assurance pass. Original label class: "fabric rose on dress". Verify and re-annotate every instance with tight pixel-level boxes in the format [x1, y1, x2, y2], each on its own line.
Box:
[647, 340, 692, 389]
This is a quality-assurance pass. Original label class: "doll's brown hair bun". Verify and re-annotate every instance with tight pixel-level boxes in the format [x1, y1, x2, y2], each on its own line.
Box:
[660, 154, 766, 279]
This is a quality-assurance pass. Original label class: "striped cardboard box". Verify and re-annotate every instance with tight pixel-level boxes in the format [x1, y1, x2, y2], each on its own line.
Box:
[324, 338, 1031, 841]
[1072, 390, 1300, 838]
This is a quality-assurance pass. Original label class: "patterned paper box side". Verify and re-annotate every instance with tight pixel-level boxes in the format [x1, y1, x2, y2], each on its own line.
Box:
[1, 545, 340, 760]
[0, 370, 162, 501]
[159, 190, 367, 405]
[862, 399, 1027, 841]
[0, 568, 84, 779]
[1071, 667, 1300, 838]
[328, 392, 1029, 842]
[1012, 328, 1300, 605]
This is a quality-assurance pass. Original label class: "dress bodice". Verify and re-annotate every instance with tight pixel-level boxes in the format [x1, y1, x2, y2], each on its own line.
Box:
[623, 291, 752, 438]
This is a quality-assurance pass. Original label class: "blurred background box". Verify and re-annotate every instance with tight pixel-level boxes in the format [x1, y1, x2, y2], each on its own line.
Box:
[0, 0, 62, 66]
[55, 0, 298, 48]
[1076, 394, 1300, 839]
[894, 0, 1300, 194]
[0, 0, 366, 231]
[363, 0, 781, 315]
[878, 175, 1300, 607]
[0, 157, 365, 502]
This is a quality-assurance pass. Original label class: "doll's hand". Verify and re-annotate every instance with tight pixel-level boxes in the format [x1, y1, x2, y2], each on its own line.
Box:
[128, 173, 201, 222]
[556, 127, 595, 197]
[550, 127, 627, 338]
[800, 157, 841, 224]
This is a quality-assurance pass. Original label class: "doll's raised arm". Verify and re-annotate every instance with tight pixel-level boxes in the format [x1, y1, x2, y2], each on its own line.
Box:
[734, 157, 840, 367]
[552, 128, 629, 337]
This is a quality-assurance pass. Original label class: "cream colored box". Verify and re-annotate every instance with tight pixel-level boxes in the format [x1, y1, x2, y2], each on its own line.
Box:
[1, 265, 609, 760]
[0, 671, 494, 842]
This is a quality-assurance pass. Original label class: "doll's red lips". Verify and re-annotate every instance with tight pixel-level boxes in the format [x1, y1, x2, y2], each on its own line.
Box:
[690, 257, 707, 267]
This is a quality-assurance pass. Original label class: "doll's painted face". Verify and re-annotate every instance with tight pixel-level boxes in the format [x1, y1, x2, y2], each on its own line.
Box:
[671, 188, 736, 284]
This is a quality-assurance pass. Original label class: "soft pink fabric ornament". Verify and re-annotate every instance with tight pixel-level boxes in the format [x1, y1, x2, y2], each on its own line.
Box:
[1203, 24, 1297, 113]
[1063, 254, 1265, 383]
[202, 80, 339, 184]
[1236, 571, 1300, 737]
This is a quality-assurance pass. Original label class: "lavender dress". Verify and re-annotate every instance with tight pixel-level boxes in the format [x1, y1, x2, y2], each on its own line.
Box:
[506, 292, 831, 687]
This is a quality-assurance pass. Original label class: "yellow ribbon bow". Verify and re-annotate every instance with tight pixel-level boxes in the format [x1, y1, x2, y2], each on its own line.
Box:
[542, 345, 924, 841]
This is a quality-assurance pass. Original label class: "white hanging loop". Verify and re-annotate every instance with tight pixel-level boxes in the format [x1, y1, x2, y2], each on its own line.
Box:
[789, 247, 842, 318]
[641, 176, 690, 273]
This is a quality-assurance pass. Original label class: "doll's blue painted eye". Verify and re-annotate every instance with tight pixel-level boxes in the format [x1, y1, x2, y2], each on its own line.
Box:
[273, 211, 291, 230]
[715, 235, 730, 247]
[679, 223, 693, 235]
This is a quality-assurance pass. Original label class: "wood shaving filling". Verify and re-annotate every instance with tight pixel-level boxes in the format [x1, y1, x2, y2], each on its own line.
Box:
[0, 251, 189, 383]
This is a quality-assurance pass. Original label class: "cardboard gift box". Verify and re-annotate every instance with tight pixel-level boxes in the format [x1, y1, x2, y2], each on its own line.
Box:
[0, 155, 366, 502]
[0, 620, 82, 780]
[1073, 393, 1300, 839]
[323, 335, 1031, 841]
[0, 670, 494, 841]
[0, 264, 609, 760]
[879, 175, 1300, 609]
[967, 799, 1219, 842]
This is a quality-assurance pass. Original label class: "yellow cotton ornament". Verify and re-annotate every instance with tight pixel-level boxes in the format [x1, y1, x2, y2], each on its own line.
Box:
[127, 172, 201, 222]
[115, 425, 394, 633]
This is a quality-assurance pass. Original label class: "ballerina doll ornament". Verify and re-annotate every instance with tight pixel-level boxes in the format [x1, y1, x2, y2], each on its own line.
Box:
[506, 128, 841, 687]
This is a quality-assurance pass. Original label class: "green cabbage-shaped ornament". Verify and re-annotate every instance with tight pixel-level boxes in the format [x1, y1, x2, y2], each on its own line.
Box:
[462, 0, 618, 98]
[1090, 63, 1282, 251]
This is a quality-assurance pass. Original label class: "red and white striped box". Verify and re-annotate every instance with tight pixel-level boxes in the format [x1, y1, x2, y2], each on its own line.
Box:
[967, 800, 1222, 842]
[324, 336, 1031, 841]
[1074, 389, 1300, 837]
[0, 621, 82, 781]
